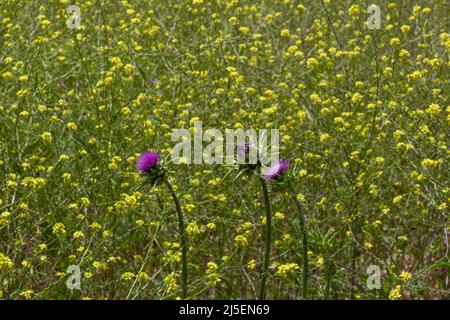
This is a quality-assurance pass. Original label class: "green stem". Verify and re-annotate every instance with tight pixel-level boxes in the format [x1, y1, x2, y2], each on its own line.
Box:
[258, 176, 272, 300]
[165, 178, 188, 299]
[290, 189, 309, 299]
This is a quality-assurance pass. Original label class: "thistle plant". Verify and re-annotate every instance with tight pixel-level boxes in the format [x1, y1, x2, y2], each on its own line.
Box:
[258, 160, 289, 300]
[234, 143, 285, 300]
[289, 185, 309, 300]
[258, 174, 272, 300]
[256, 157, 309, 300]
[136, 151, 188, 299]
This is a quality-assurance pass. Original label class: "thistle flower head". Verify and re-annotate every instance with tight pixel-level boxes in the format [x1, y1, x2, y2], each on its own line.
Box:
[265, 160, 289, 181]
[235, 142, 261, 175]
[136, 151, 160, 173]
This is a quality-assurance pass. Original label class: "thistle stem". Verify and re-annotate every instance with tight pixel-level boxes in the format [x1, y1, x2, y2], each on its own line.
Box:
[165, 178, 188, 299]
[258, 176, 272, 300]
[290, 189, 309, 299]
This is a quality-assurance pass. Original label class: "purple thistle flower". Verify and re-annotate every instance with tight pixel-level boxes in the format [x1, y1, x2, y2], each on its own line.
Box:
[136, 151, 160, 173]
[265, 160, 289, 181]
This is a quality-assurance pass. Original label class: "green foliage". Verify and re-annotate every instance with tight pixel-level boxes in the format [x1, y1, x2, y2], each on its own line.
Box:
[0, 0, 448, 299]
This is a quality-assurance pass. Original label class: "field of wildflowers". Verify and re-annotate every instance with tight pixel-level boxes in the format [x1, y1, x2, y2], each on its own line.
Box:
[0, 0, 449, 300]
